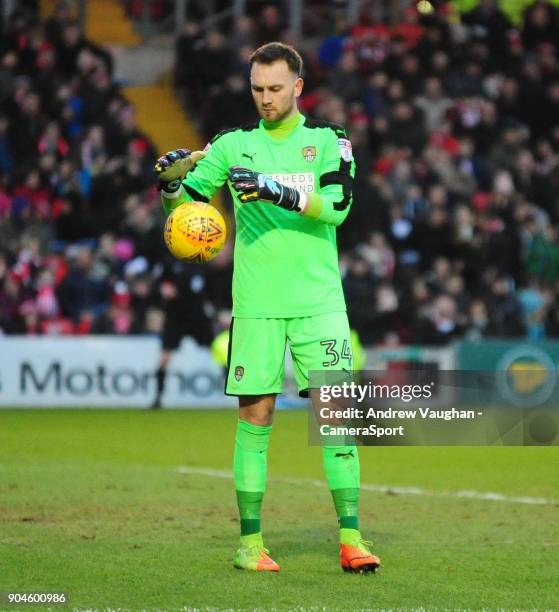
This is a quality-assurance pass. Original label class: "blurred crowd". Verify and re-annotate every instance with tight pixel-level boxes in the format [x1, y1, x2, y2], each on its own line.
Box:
[176, 0, 559, 344]
[2, 0, 559, 345]
[0, 2, 231, 343]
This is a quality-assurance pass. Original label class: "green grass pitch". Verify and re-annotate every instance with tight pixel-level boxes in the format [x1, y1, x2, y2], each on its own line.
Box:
[0, 409, 558, 610]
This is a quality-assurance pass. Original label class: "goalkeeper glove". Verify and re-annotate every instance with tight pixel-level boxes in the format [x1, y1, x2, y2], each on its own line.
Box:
[154, 148, 205, 194]
[228, 166, 306, 213]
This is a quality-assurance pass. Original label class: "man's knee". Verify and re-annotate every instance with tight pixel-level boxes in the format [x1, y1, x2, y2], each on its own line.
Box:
[239, 394, 276, 426]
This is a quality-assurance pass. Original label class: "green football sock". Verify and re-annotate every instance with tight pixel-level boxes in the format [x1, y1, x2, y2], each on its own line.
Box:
[234, 420, 272, 537]
[239, 532, 264, 548]
[322, 445, 360, 533]
[339, 527, 362, 545]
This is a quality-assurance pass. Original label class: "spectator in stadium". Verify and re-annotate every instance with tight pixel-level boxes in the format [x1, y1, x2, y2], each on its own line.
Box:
[485, 275, 525, 336]
[92, 282, 138, 335]
[414, 76, 452, 133]
[521, 1, 559, 53]
[0, 115, 14, 175]
[57, 246, 111, 323]
[415, 294, 463, 345]
[463, 298, 490, 340]
[462, 0, 512, 58]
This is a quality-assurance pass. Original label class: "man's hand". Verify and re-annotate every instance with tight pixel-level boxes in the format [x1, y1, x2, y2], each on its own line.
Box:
[228, 166, 305, 213]
[154, 148, 205, 194]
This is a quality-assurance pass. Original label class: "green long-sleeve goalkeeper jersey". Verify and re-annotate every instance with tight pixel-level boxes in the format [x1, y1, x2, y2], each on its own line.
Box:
[162, 113, 355, 318]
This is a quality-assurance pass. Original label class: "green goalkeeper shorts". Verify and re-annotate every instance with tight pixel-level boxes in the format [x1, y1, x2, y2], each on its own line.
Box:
[225, 311, 352, 397]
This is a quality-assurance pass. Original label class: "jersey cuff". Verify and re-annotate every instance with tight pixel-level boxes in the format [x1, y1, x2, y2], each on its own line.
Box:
[161, 184, 184, 199]
[295, 191, 309, 214]
[302, 193, 323, 219]
[161, 186, 186, 215]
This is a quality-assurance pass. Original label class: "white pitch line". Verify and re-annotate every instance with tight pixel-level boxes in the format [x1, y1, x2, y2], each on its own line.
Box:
[175, 466, 559, 507]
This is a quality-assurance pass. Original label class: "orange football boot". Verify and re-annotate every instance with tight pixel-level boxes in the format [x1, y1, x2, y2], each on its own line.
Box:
[234, 533, 280, 572]
[340, 530, 381, 574]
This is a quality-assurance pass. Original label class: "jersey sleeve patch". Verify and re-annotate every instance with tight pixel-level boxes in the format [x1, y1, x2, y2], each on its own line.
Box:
[337, 138, 352, 162]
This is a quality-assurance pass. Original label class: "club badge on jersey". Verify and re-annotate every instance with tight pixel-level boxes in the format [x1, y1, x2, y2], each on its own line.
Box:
[302, 146, 317, 162]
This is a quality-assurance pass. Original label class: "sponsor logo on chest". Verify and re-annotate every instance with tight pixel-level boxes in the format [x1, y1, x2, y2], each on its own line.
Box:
[268, 172, 315, 194]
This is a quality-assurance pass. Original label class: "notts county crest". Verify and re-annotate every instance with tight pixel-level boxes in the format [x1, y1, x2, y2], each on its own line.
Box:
[302, 146, 316, 162]
[234, 366, 245, 381]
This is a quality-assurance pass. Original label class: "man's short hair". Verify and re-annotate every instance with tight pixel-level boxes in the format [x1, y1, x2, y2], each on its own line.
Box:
[249, 42, 303, 77]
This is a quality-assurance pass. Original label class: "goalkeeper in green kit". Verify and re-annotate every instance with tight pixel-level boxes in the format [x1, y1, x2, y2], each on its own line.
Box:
[154, 42, 380, 574]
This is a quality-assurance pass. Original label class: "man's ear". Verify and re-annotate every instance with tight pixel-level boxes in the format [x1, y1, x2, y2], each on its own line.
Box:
[295, 77, 304, 98]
